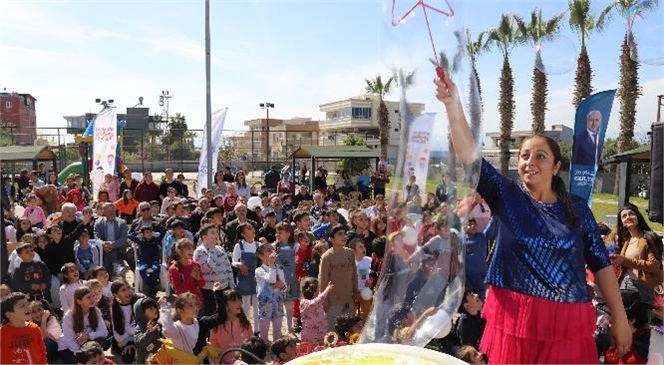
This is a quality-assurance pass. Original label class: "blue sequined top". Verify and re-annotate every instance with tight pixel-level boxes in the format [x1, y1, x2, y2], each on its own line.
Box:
[477, 159, 611, 303]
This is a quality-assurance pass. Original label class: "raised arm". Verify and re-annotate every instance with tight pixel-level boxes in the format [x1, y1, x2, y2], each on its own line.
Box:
[434, 76, 477, 165]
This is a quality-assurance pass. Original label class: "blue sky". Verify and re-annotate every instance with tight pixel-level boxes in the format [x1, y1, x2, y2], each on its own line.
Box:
[1, 0, 662, 147]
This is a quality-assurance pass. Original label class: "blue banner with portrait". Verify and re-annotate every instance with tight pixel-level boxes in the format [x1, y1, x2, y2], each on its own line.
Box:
[569, 89, 616, 207]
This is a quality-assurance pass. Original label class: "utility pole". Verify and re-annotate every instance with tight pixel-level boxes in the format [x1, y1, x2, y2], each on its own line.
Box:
[205, 0, 213, 189]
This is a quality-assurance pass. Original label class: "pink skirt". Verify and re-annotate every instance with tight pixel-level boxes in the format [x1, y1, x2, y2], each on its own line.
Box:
[480, 286, 598, 364]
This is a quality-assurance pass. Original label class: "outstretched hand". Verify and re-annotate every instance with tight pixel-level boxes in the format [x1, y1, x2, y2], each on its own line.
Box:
[434, 74, 459, 107]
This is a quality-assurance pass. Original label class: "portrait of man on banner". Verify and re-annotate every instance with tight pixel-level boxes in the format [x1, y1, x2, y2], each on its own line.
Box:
[572, 110, 604, 166]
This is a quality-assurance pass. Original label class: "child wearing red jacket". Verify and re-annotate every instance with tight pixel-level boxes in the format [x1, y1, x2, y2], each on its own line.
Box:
[168, 239, 205, 304]
[0, 292, 48, 364]
[293, 231, 313, 331]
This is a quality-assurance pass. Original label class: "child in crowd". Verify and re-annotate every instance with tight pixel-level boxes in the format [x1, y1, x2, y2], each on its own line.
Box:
[59, 287, 109, 363]
[84, 279, 111, 331]
[334, 313, 363, 343]
[11, 242, 51, 300]
[23, 194, 47, 229]
[0, 292, 48, 364]
[209, 289, 254, 364]
[90, 266, 112, 298]
[255, 242, 287, 343]
[134, 297, 163, 364]
[29, 299, 62, 363]
[299, 277, 334, 346]
[257, 210, 277, 243]
[274, 222, 299, 332]
[160, 187, 179, 215]
[349, 238, 372, 321]
[232, 222, 259, 326]
[169, 238, 205, 304]
[233, 336, 268, 365]
[60, 262, 83, 314]
[0, 284, 11, 301]
[110, 281, 139, 364]
[455, 345, 486, 365]
[75, 340, 116, 364]
[387, 303, 438, 343]
[308, 241, 328, 279]
[293, 230, 313, 330]
[456, 290, 486, 349]
[271, 336, 298, 365]
[127, 226, 162, 297]
[74, 229, 102, 280]
[194, 225, 235, 316]
[319, 224, 358, 331]
[462, 218, 488, 300]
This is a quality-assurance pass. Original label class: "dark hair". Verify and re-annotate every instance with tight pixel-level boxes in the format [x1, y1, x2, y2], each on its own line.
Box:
[169, 219, 185, 229]
[311, 241, 329, 264]
[90, 266, 108, 280]
[72, 286, 99, 333]
[387, 303, 412, 338]
[372, 236, 386, 259]
[295, 231, 310, 243]
[614, 204, 662, 262]
[521, 135, 578, 227]
[16, 242, 33, 255]
[347, 237, 364, 251]
[256, 243, 274, 267]
[1, 292, 28, 324]
[216, 289, 251, 331]
[292, 210, 309, 224]
[75, 340, 104, 363]
[139, 297, 159, 320]
[271, 336, 297, 361]
[140, 225, 153, 233]
[300, 277, 319, 300]
[30, 298, 58, 325]
[327, 224, 346, 239]
[238, 336, 268, 363]
[237, 222, 254, 240]
[61, 262, 79, 284]
[456, 345, 481, 363]
[334, 313, 363, 342]
[458, 290, 477, 315]
[111, 281, 135, 336]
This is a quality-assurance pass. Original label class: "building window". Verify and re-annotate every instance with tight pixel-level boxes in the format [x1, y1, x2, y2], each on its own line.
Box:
[351, 107, 371, 120]
[4, 101, 11, 109]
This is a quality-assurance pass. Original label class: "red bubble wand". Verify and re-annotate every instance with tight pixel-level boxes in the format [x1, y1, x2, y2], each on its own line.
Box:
[391, 0, 455, 79]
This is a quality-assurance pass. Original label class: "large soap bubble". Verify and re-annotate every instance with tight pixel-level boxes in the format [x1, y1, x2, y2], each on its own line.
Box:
[625, 0, 663, 66]
[534, 36, 577, 75]
[361, 0, 483, 349]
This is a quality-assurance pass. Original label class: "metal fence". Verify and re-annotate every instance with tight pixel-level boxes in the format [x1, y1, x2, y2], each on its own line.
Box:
[0, 125, 380, 174]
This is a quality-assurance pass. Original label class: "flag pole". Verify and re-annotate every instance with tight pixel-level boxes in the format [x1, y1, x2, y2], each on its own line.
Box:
[205, 0, 213, 190]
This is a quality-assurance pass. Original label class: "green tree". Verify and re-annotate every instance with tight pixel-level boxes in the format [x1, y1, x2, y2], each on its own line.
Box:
[218, 140, 239, 165]
[338, 133, 371, 174]
[569, 0, 600, 107]
[515, 9, 566, 134]
[364, 75, 395, 158]
[487, 14, 522, 174]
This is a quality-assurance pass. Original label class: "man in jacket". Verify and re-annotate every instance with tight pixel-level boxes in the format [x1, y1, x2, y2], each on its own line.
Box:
[94, 202, 130, 275]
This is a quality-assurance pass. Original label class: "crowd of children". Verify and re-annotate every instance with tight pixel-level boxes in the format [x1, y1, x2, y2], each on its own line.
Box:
[1, 164, 662, 364]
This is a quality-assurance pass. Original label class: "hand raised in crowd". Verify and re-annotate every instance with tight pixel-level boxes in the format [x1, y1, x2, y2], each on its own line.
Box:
[213, 281, 223, 291]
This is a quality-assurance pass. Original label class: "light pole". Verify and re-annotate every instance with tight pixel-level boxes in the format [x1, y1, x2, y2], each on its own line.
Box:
[159, 90, 173, 122]
[204, 0, 213, 190]
[259, 102, 274, 170]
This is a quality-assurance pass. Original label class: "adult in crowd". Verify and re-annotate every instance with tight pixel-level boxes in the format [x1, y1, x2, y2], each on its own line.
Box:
[159, 168, 185, 198]
[189, 197, 211, 235]
[435, 72, 630, 363]
[129, 201, 165, 236]
[119, 168, 139, 193]
[94, 202, 130, 275]
[176, 173, 189, 197]
[225, 204, 259, 245]
[235, 171, 251, 200]
[293, 185, 312, 208]
[606, 203, 663, 307]
[134, 172, 161, 203]
[264, 165, 280, 194]
[212, 172, 228, 197]
[222, 166, 235, 183]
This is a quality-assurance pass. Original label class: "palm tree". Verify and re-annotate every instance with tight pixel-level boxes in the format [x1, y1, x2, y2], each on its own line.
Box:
[597, 0, 658, 193]
[487, 14, 522, 175]
[568, 0, 599, 108]
[456, 29, 487, 142]
[515, 9, 566, 134]
[365, 75, 395, 158]
[430, 52, 461, 180]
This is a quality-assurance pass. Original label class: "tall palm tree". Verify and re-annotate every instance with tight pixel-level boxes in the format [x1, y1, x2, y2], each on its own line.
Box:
[365, 75, 395, 158]
[456, 29, 487, 142]
[515, 9, 566, 134]
[487, 14, 522, 175]
[597, 0, 658, 193]
[568, 0, 599, 108]
[430, 52, 461, 180]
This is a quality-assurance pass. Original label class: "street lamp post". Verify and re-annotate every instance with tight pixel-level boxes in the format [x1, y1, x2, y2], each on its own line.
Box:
[259, 102, 274, 171]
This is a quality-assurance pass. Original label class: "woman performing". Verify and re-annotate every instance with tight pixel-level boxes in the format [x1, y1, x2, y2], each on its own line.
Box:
[434, 74, 631, 363]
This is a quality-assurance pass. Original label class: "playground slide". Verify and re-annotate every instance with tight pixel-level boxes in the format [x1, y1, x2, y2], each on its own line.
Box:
[57, 162, 83, 184]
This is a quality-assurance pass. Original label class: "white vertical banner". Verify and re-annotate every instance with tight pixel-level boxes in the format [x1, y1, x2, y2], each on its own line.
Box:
[402, 113, 435, 200]
[92, 107, 118, 175]
[198, 108, 228, 195]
